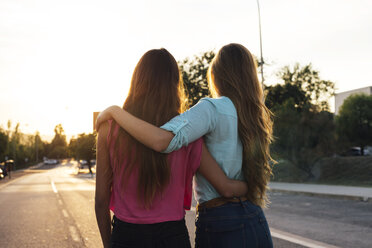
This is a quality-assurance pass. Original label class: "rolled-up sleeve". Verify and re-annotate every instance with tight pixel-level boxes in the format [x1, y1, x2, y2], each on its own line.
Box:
[160, 99, 217, 153]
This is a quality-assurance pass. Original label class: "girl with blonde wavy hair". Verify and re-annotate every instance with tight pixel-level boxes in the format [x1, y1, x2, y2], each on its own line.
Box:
[96, 43, 274, 247]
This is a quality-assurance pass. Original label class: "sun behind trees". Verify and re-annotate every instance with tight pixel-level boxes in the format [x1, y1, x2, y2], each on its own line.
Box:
[1, 51, 369, 182]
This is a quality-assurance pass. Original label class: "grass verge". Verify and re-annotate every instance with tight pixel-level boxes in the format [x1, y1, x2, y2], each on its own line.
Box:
[271, 156, 372, 187]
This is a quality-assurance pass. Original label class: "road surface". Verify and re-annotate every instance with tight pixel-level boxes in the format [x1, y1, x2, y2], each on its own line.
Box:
[1, 162, 370, 247]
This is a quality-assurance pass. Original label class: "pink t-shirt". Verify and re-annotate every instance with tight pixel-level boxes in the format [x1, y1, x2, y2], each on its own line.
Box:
[107, 121, 202, 224]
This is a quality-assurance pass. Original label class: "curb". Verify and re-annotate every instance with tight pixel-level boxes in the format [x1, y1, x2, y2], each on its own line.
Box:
[0, 174, 27, 190]
[269, 189, 371, 202]
[270, 227, 340, 248]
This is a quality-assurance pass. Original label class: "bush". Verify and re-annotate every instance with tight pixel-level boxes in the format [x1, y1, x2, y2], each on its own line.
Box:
[272, 156, 372, 187]
[316, 156, 372, 186]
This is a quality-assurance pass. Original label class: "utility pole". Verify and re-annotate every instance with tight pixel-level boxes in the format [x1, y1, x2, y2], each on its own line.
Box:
[256, 0, 264, 88]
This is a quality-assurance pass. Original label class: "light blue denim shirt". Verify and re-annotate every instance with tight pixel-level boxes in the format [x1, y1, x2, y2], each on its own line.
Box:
[161, 96, 244, 203]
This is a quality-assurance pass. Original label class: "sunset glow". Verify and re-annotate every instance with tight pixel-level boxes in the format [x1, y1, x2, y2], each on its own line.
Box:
[1, 0, 371, 138]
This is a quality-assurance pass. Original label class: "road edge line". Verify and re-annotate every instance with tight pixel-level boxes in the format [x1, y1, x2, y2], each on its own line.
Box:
[51, 180, 58, 193]
[270, 227, 340, 248]
[269, 189, 371, 202]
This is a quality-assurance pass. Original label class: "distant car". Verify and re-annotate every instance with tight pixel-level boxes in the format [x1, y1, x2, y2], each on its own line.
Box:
[78, 160, 88, 169]
[0, 162, 8, 178]
[364, 146, 372, 156]
[79, 160, 87, 165]
[347, 147, 362, 156]
[0, 167, 4, 179]
[78, 160, 96, 169]
[343, 147, 372, 156]
[44, 159, 58, 165]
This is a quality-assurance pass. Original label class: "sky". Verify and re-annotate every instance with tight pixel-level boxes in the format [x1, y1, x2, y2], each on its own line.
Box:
[1, 0, 371, 140]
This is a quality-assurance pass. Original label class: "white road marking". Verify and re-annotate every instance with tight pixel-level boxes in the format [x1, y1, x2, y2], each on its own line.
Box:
[50, 180, 58, 193]
[69, 225, 80, 242]
[190, 208, 339, 248]
[270, 228, 340, 248]
[62, 209, 69, 218]
[58, 199, 63, 205]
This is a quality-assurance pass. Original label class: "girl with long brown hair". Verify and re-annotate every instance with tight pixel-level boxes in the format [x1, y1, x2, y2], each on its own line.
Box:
[97, 44, 274, 247]
[95, 48, 248, 248]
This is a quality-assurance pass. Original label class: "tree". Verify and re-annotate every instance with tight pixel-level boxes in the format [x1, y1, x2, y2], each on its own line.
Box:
[273, 100, 335, 178]
[179, 51, 215, 107]
[51, 124, 67, 147]
[69, 133, 96, 166]
[265, 63, 335, 111]
[68, 136, 77, 159]
[267, 64, 336, 178]
[265, 82, 309, 112]
[0, 129, 8, 161]
[34, 132, 44, 162]
[7, 122, 21, 164]
[336, 94, 372, 155]
[0, 121, 48, 168]
[49, 124, 68, 159]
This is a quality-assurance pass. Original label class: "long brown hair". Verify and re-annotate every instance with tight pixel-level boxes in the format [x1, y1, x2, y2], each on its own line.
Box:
[110, 48, 186, 208]
[208, 43, 274, 207]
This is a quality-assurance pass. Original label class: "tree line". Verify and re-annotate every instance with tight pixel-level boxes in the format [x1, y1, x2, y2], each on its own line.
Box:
[1, 50, 371, 176]
[0, 122, 96, 169]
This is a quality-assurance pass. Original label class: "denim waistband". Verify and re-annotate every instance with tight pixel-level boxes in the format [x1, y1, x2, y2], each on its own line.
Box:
[112, 216, 187, 237]
[197, 200, 263, 221]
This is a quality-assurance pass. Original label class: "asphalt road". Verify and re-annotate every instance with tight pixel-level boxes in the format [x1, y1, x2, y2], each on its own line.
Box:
[265, 191, 372, 248]
[0, 162, 370, 248]
[0, 162, 99, 248]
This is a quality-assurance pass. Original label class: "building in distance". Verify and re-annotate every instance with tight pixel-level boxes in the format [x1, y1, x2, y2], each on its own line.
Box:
[335, 86, 372, 115]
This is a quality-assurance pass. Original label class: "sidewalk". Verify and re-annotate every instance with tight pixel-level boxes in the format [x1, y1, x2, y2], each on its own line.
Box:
[269, 182, 372, 202]
[0, 162, 44, 189]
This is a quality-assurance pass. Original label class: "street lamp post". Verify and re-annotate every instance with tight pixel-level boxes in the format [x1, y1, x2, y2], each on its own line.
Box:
[256, 0, 264, 88]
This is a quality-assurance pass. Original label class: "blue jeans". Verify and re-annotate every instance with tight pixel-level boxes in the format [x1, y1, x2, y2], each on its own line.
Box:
[111, 216, 191, 248]
[195, 200, 273, 248]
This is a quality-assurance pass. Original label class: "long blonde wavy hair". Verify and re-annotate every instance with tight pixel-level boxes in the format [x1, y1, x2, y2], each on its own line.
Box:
[208, 43, 274, 207]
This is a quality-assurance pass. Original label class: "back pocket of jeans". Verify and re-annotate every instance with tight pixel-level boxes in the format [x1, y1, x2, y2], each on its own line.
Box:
[204, 223, 247, 248]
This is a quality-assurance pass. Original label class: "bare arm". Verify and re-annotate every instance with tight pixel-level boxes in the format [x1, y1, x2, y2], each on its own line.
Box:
[95, 122, 113, 248]
[96, 105, 173, 152]
[198, 142, 248, 198]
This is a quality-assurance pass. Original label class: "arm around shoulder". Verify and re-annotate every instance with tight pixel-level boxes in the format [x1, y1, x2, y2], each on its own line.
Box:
[98, 105, 174, 152]
[159, 99, 219, 153]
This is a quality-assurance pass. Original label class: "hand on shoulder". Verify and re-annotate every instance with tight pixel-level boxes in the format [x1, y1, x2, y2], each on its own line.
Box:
[96, 105, 121, 131]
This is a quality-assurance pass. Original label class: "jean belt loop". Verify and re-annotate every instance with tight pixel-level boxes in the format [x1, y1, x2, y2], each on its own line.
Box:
[239, 197, 249, 214]
[201, 205, 206, 214]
